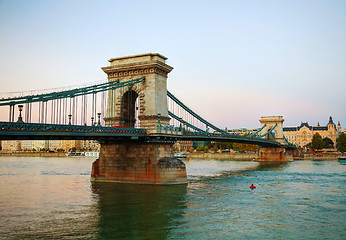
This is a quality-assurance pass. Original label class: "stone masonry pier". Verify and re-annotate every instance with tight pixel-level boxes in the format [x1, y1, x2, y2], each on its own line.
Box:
[256, 147, 293, 161]
[91, 141, 187, 184]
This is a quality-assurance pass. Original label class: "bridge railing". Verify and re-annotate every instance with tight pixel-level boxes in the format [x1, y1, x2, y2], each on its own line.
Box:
[156, 122, 183, 135]
[0, 122, 146, 134]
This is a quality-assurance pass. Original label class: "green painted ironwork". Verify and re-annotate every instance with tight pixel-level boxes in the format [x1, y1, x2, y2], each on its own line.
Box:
[249, 124, 266, 138]
[0, 77, 145, 106]
[0, 121, 146, 135]
[168, 111, 207, 134]
[259, 124, 277, 138]
[167, 91, 229, 135]
[0, 77, 297, 149]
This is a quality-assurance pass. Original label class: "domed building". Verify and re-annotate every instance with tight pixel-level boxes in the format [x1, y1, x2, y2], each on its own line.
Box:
[283, 116, 342, 148]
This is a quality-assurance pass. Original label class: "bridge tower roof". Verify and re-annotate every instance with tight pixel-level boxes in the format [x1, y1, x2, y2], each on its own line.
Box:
[108, 53, 168, 64]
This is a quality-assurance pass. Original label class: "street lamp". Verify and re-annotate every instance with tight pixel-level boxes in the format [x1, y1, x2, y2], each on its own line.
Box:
[97, 113, 101, 126]
[68, 114, 72, 125]
[17, 105, 24, 123]
[157, 113, 161, 125]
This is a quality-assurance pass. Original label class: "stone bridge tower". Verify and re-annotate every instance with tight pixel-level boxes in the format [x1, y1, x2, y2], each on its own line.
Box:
[91, 53, 187, 185]
[257, 116, 294, 161]
[101, 53, 173, 133]
[259, 116, 285, 144]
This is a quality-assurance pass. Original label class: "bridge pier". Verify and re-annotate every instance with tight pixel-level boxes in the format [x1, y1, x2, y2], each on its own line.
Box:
[256, 147, 293, 161]
[91, 141, 187, 185]
[286, 148, 302, 159]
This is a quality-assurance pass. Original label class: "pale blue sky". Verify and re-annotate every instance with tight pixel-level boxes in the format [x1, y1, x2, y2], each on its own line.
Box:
[0, 0, 345, 129]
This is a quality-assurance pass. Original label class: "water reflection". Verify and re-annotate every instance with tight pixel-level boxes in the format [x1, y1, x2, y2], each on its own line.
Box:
[91, 183, 187, 239]
[256, 161, 289, 171]
[184, 159, 259, 179]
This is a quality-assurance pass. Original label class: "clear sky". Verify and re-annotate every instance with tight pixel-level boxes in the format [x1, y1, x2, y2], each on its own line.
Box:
[0, 0, 345, 129]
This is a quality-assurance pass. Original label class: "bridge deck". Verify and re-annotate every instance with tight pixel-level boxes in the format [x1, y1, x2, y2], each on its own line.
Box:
[0, 122, 295, 149]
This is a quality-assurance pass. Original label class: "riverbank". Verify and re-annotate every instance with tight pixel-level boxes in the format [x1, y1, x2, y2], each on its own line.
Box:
[187, 152, 257, 160]
[0, 152, 67, 157]
[303, 153, 345, 160]
[186, 152, 345, 161]
[0, 151, 257, 160]
[1, 151, 344, 160]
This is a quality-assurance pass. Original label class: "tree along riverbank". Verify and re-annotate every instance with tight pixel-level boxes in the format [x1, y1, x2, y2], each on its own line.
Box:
[187, 152, 257, 160]
[186, 152, 345, 161]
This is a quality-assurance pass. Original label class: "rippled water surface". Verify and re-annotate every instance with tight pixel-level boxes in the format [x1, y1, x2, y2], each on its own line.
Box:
[0, 157, 345, 239]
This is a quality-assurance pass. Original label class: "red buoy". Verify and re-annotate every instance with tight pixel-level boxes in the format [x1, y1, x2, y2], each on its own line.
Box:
[250, 184, 256, 189]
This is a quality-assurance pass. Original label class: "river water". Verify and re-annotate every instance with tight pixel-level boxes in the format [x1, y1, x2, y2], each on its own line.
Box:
[0, 156, 345, 239]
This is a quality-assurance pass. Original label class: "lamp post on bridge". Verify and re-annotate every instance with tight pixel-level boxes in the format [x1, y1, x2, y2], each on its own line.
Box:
[157, 113, 161, 133]
[97, 113, 101, 126]
[68, 114, 72, 125]
[119, 120, 125, 127]
[17, 105, 24, 123]
[157, 113, 161, 125]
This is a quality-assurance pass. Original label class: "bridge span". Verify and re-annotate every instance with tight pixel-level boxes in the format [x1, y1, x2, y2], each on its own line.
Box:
[0, 53, 297, 184]
[0, 121, 289, 148]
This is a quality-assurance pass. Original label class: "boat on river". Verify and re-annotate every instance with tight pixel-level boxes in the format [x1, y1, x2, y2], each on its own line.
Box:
[174, 152, 187, 158]
[66, 151, 99, 157]
[66, 151, 85, 156]
[338, 156, 346, 164]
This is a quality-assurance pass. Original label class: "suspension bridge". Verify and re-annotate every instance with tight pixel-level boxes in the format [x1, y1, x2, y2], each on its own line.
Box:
[0, 53, 296, 184]
[0, 77, 290, 147]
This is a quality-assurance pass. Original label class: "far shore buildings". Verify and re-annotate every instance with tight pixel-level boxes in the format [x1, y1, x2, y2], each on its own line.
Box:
[283, 116, 342, 148]
[1, 140, 100, 152]
[226, 128, 258, 136]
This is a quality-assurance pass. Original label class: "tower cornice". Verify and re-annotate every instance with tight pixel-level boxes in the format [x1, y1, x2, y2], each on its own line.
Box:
[102, 60, 173, 78]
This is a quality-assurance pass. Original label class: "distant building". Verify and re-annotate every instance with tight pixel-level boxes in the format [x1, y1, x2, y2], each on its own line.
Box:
[32, 140, 49, 151]
[174, 140, 193, 152]
[226, 128, 258, 136]
[81, 140, 100, 151]
[0, 139, 99, 152]
[61, 140, 81, 152]
[1, 140, 21, 152]
[49, 140, 62, 151]
[214, 128, 259, 136]
[283, 116, 342, 147]
[21, 140, 33, 151]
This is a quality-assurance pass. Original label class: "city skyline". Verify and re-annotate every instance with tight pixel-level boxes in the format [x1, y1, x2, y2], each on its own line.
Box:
[0, 0, 345, 129]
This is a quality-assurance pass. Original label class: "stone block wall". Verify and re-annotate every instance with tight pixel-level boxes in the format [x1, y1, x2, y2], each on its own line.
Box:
[91, 141, 187, 185]
[256, 147, 293, 161]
